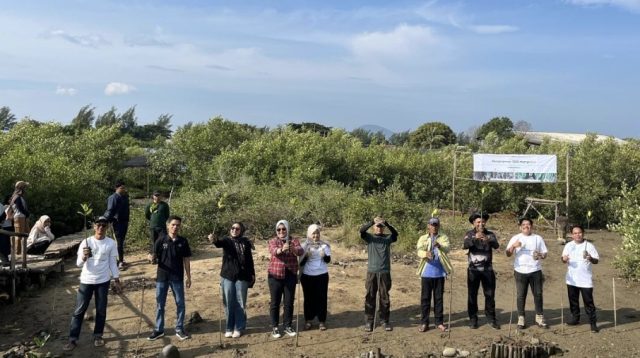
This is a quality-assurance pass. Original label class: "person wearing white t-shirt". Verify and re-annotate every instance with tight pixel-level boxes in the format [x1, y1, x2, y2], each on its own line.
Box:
[562, 224, 600, 333]
[506, 218, 548, 329]
[64, 216, 121, 352]
[300, 224, 331, 331]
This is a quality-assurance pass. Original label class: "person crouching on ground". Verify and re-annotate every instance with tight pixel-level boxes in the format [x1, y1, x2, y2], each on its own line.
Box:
[506, 217, 549, 329]
[26, 215, 55, 255]
[300, 224, 331, 331]
[208, 222, 255, 338]
[416, 217, 451, 333]
[561, 224, 600, 332]
[268, 220, 304, 338]
[360, 216, 398, 332]
[64, 216, 121, 351]
[148, 215, 192, 341]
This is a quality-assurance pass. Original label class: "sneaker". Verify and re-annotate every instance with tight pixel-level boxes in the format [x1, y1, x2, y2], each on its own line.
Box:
[590, 323, 599, 333]
[364, 322, 373, 332]
[232, 330, 242, 338]
[319, 322, 327, 331]
[535, 314, 548, 329]
[94, 337, 105, 347]
[271, 327, 282, 339]
[383, 322, 393, 331]
[118, 262, 126, 270]
[224, 331, 233, 338]
[517, 316, 526, 329]
[63, 341, 77, 351]
[283, 326, 297, 337]
[567, 317, 580, 326]
[175, 331, 190, 340]
[148, 331, 165, 341]
[490, 321, 501, 330]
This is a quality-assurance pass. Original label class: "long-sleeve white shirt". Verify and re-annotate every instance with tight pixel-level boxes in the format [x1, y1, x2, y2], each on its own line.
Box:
[76, 236, 120, 284]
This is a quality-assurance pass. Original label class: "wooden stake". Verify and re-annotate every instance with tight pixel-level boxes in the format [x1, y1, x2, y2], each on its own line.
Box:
[613, 277, 617, 332]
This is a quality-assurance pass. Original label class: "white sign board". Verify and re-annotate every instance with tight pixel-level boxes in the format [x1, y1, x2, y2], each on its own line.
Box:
[473, 154, 557, 183]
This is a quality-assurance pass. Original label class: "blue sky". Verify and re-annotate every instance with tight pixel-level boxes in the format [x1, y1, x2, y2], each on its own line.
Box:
[1, 0, 639, 138]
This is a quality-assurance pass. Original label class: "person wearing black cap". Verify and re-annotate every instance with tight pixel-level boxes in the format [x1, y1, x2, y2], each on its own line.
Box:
[360, 216, 398, 332]
[103, 180, 130, 270]
[64, 216, 121, 351]
[145, 191, 170, 263]
[463, 212, 500, 329]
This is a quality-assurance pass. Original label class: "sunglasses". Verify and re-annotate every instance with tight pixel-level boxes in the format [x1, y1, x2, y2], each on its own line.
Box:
[231, 226, 242, 231]
[96, 223, 107, 227]
[276, 228, 287, 232]
[375, 224, 385, 228]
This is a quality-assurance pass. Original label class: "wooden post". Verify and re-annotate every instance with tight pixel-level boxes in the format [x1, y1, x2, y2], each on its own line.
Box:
[565, 151, 570, 217]
[452, 151, 457, 218]
[613, 278, 617, 332]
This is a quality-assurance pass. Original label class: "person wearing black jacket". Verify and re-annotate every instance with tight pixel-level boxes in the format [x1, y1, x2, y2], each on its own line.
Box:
[208, 222, 255, 338]
[103, 180, 130, 269]
[463, 212, 500, 330]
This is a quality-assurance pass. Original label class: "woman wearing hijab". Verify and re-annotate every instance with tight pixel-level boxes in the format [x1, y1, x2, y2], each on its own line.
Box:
[27, 215, 55, 255]
[300, 224, 331, 331]
[267, 219, 304, 339]
[208, 222, 255, 338]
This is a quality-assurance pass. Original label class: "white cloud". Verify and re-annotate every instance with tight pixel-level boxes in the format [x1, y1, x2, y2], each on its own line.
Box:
[55, 86, 77, 96]
[350, 24, 439, 60]
[565, 0, 640, 12]
[44, 29, 110, 47]
[104, 82, 136, 96]
[469, 25, 519, 35]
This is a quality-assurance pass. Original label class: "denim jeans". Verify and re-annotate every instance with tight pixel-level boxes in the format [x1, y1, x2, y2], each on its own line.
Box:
[69, 280, 110, 341]
[220, 277, 249, 332]
[155, 280, 186, 333]
[515, 270, 544, 316]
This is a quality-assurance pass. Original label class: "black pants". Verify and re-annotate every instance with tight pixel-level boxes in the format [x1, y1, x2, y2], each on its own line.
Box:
[113, 221, 128, 262]
[467, 268, 496, 322]
[421, 277, 445, 325]
[364, 272, 392, 324]
[567, 285, 596, 324]
[268, 271, 297, 328]
[27, 240, 52, 255]
[301, 273, 329, 322]
[515, 270, 544, 316]
[149, 227, 166, 254]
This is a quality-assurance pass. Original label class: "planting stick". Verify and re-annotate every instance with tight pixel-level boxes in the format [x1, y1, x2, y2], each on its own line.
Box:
[613, 278, 617, 332]
[509, 274, 515, 338]
[448, 272, 453, 339]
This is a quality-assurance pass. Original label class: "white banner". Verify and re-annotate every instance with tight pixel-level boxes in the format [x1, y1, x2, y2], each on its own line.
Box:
[473, 154, 557, 183]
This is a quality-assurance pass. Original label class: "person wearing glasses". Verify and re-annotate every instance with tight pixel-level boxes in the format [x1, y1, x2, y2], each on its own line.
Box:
[268, 220, 304, 338]
[208, 222, 255, 338]
[145, 190, 170, 263]
[360, 216, 398, 332]
[561, 224, 600, 333]
[64, 216, 121, 351]
[300, 224, 331, 331]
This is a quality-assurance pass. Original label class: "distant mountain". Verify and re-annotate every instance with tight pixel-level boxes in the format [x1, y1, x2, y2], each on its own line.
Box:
[357, 124, 395, 138]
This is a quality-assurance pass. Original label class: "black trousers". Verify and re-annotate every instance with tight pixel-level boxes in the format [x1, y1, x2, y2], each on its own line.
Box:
[268, 271, 297, 328]
[27, 240, 52, 255]
[113, 221, 128, 263]
[149, 227, 166, 254]
[567, 285, 596, 324]
[364, 272, 392, 324]
[515, 270, 544, 316]
[300, 272, 329, 322]
[421, 277, 445, 325]
[467, 268, 496, 321]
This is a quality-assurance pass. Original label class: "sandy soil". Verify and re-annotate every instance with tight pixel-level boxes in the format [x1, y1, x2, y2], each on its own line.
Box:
[1, 224, 639, 358]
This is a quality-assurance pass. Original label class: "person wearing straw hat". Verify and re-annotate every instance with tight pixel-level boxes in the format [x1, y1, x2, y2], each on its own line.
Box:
[464, 212, 500, 330]
[360, 216, 398, 332]
[9, 181, 31, 256]
[64, 216, 121, 351]
[561, 224, 600, 333]
[506, 217, 549, 329]
[416, 217, 451, 333]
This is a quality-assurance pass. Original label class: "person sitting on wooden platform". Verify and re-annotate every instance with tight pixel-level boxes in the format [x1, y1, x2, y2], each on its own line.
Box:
[26, 215, 55, 255]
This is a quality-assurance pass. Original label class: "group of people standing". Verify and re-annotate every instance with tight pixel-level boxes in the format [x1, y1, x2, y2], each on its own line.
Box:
[60, 190, 601, 350]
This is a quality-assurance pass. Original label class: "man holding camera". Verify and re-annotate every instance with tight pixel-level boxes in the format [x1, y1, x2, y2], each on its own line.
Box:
[360, 216, 398, 332]
[64, 216, 121, 351]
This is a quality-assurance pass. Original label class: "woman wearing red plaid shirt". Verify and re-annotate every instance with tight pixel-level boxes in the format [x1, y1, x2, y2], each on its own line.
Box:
[268, 220, 304, 338]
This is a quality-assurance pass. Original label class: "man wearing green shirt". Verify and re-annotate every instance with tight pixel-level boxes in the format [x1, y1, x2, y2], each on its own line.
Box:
[145, 191, 170, 263]
[360, 216, 398, 332]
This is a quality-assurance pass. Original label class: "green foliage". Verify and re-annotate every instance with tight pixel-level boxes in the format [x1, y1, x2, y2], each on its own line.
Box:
[389, 130, 410, 146]
[409, 122, 456, 149]
[0, 106, 18, 131]
[608, 184, 640, 280]
[476, 116, 514, 140]
[350, 128, 387, 146]
[287, 122, 332, 136]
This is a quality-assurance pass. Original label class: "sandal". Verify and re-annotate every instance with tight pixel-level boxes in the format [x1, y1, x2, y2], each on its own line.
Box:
[94, 337, 105, 347]
[63, 341, 77, 351]
[304, 321, 312, 330]
[418, 324, 428, 332]
[319, 323, 327, 331]
[437, 324, 449, 332]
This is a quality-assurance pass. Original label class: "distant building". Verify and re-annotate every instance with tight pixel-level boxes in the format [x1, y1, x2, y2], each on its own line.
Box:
[516, 131, 627, 146]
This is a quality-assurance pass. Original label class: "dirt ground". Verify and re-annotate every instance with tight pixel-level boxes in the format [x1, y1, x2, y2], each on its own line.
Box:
[1, 223, 640, 358]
